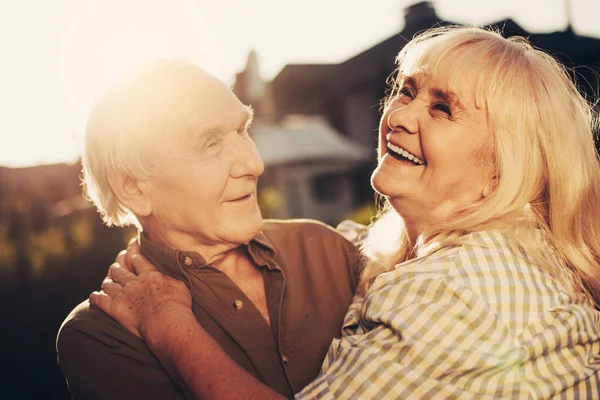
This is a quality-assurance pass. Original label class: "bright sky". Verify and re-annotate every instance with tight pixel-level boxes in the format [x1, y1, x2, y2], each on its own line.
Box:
[0, 0, 598, 168]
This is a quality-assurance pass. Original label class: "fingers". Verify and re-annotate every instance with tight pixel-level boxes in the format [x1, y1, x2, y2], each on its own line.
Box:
[101, 278, 123, 298]
[115, 249, 132, 272]
[109, 263, 139, 286]
[89, 291, 113, 312]
[130, 254, 158, 275]
[126, 238, 141, 268]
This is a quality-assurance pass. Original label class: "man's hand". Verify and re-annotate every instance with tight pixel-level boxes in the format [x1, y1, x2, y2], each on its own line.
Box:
[99, 237, 140, 292]
[114, 237, 141, 273]
[89, 254, 193, 341]
[91, 243, 284, 400]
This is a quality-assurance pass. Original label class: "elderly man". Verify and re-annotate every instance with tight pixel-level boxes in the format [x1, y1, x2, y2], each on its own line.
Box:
[56, 60, 361, 399]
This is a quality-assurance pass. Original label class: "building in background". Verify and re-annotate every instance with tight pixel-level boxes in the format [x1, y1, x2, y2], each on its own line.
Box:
[252, 116, 370, 224]
[234, 0, 600, 224]
[234, 48, 373, 224]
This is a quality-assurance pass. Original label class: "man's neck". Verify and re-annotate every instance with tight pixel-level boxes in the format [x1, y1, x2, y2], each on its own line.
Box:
[142, 227, 247, 267]
[211, 247, 254, 274]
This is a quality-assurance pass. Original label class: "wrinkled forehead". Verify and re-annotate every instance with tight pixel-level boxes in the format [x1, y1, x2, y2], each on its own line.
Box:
[397, 35, 490, 109]
[150, 71, 242, 136]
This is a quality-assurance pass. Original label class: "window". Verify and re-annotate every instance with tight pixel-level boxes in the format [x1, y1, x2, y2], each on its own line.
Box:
[311, 173, 343, 203]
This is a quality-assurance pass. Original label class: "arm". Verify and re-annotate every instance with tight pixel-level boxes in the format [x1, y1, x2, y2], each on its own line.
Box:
[92, 254, 285, 400]
[96, 251, 539, 399]
[296, 276, 532, 399]
[143, 308, 285, 400]
[335, 219, 368, 291]
[57, 240, 193, 400]
[56, 304, 189, 400]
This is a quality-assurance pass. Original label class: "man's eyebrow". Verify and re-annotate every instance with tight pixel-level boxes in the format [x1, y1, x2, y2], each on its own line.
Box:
[241, 106, 254, 129]
[194, 106, 255, 143]
[195, 125, 220, 140]
[195, 106, 254, 139]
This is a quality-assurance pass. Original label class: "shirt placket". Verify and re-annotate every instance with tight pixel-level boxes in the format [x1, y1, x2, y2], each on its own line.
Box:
[181, 254, 294, 398]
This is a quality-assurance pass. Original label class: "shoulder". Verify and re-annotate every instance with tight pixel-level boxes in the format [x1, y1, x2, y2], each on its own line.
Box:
[58, 299, 124, 339]
[262, 218, 345, 239]
[57, 300, 185, 399]
[373, 229, 524, 289]
[262, 218, 358, 253]
[57, 299, 146, 364]
[262, 219, 363, 287]
[449, 229, 554, 279]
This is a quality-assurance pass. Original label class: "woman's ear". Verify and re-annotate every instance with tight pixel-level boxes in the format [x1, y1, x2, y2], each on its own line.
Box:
[482, 174, 499, 198]
[107, 169, 152, 217]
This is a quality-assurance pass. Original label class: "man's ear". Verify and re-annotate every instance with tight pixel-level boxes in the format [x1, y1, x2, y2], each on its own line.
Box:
[107, 168, 152, 217]
[482, 174, 499, 198]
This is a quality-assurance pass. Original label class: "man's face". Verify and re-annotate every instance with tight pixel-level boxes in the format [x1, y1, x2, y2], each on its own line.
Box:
[139, 70, 265, 254]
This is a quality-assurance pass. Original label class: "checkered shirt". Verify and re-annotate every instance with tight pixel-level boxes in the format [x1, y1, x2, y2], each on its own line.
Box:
[297, 230, 600, 399]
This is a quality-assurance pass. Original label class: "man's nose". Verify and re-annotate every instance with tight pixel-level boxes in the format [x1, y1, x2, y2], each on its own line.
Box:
[231, 137, 265, 178]
[386, 103, 419, 135]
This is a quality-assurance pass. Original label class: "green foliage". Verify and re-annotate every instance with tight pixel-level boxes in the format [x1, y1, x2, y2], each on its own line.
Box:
[342, 202, 378, 226]
[0, 226, 16, 270]
[258, 186, 284, 219]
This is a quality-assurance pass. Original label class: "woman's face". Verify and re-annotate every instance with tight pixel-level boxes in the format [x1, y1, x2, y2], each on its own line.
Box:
[371, 66, 495, 227]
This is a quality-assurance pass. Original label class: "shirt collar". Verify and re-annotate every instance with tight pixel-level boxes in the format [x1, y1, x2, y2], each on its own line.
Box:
[139, 229, 279, 281]
[139, 233, 192, 288]
[250, 231, 278, 269]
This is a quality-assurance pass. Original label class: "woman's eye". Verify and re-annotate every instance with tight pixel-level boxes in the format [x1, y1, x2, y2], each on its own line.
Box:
[433, 103, 452, 116]
[399, 87, 413, 98]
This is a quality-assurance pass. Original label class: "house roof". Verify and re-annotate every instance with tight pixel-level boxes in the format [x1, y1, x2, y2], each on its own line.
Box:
[269, 64, 338, 116]
[270, 7, 600, 116]
[251, 116, 371, 166]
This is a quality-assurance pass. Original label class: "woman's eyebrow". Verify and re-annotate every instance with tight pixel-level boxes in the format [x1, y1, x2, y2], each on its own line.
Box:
[401, 76, 417, 88]
[431, 88, 462, 109]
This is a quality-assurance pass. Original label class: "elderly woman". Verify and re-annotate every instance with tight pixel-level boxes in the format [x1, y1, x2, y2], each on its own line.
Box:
[95, 26, 600, 398]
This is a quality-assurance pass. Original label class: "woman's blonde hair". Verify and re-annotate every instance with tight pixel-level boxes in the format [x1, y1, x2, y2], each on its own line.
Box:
[361, 26, 600, 306]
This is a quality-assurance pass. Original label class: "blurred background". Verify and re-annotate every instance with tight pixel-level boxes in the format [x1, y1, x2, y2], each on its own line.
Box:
[1, 0, 599, 398]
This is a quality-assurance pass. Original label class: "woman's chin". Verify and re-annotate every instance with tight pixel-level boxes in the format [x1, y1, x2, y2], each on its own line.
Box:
[371, 168, 399, 198]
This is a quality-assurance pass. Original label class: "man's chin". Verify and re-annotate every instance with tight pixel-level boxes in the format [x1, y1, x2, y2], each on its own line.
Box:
[231, 215, 263, 244]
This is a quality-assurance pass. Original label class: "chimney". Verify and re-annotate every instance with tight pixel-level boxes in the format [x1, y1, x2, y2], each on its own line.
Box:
[404, 1, 438, 30]
[233, 50, 265, 106]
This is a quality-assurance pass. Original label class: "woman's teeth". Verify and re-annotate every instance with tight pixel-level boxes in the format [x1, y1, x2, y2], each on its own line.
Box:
[386, 142, 425, 165]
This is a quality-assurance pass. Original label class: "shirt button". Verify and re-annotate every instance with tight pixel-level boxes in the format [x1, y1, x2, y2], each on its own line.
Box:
[232, 300, 244, 310]
[281, 354, 289, 365]
[183, 256, 193, 266]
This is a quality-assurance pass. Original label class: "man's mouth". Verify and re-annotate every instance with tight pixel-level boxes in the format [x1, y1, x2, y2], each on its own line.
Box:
[386, 137, 425, 165]
[228, 193, 253, 202]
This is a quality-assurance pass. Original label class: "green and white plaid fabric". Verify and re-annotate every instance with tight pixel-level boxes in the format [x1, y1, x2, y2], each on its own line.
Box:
[297, 230, 600, 399]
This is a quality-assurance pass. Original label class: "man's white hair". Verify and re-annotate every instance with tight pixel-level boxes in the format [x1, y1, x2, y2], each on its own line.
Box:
[81, 59, 205, 228]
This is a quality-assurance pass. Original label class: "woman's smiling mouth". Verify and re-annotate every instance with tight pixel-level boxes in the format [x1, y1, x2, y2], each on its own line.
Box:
[386, 138, 425, 165]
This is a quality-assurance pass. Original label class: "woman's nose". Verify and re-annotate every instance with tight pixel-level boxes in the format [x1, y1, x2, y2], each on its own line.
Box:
[386, 104, 419, 135]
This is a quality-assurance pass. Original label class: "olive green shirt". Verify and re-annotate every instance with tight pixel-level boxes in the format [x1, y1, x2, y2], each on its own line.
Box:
[57, 219, 361, 399]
